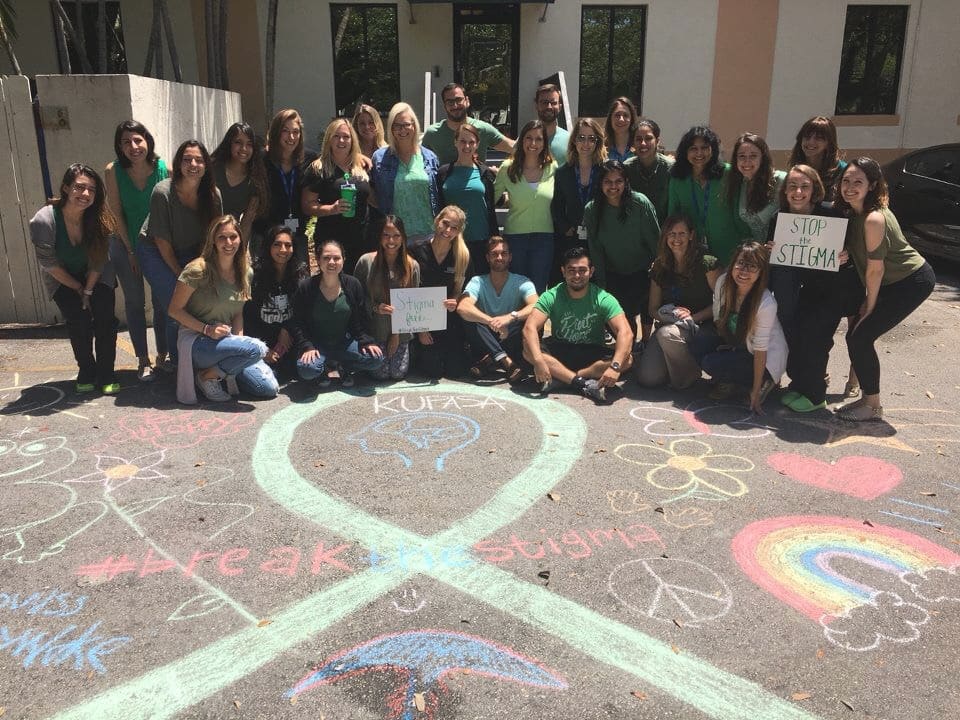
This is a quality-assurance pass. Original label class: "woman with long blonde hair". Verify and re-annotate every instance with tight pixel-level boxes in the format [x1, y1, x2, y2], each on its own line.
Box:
[353, 103, 386, 159]
[412, 205, 475, 377]
[302, 118, 371, 271]
[167, 215, 275, 403]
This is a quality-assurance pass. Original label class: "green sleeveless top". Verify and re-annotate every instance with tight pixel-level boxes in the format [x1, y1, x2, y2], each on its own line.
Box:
[115, 158, 168, 247]
[847, 207, 926, 286]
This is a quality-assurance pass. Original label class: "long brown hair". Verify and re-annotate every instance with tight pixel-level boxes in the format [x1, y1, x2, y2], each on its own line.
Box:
[717, 242, 770, 344]
[172, 140, 220, 231]
[188, 214, 252, 299]
[211, 122, 269, 220]
[507, 120, 553, 183]
[53, 163, 116, 266]
[266, 109, 305, 165]
[368, 215, 415, 303]
[833, 157, 889, 216]
[650, 215, 702, 287]
[789, 116, 842, 180]
[726, 133, 777, 213]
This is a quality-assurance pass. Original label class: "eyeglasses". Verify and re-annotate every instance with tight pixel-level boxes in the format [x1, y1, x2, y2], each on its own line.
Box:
[576, 134, 598, 143]
[665, 230, 690, 240]
[443, 97, 466, 106]
[70, 182, 96, 195]
[392, 122, 415, 131]
[733, 261, 761, 273]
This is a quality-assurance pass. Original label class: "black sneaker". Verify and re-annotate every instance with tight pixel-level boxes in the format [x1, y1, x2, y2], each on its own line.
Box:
[340, 372, 356, 388]
[315, 372, 332, 389]
[581, 379, 607, 404]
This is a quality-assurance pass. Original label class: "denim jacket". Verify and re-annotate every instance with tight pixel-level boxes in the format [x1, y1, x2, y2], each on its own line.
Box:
[370, 146, 441, 218]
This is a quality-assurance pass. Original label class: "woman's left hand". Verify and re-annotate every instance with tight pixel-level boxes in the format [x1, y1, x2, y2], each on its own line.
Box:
[749, 388, 765, 415]
[442, 298, 458, 312]
[850, 301, 874, 334]
[674, 306, 692, 320]
[418, 331, 434, 345]
[208, 323, 230, 340]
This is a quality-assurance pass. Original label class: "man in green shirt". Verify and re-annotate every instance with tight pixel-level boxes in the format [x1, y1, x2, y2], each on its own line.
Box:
[535, 84, 570, 167]
[523, 247, 634, 403]
[422, 83, 515, 165]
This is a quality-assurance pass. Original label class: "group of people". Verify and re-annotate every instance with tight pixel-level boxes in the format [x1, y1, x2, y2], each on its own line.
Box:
[29, 86, 935, 421]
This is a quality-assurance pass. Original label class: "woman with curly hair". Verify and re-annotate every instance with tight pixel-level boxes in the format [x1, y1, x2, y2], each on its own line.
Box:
[167, 215, 274, 404]
[832, 158, 934, 421]
[667, 125, 746, 266]
[138, 140, 223, 362]
[493, 119, 557, 292]
[637, 215, 721, 389]
[30, 164, 120, 394]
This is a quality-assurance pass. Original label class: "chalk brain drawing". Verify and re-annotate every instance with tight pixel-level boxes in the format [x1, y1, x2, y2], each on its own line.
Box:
[286, 629, 566, 720]
[732, 515, 960, 650]
[348, 412, 481, 471]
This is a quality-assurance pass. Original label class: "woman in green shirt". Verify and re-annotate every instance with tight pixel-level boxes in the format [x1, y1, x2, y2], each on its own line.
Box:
[104, 120, 168, 380]
[167, 215, 274, 404]
[833, 158, 934, 421]
[668, 126, 747, 266]
[30, 164, 119, 394]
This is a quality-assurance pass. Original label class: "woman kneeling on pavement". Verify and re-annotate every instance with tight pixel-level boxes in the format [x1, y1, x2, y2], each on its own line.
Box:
[292, 238, 384, 388]
[636, 215, 721, 389]
[692, 242, 787, 413]
[30, 163, 120, 395]
[167, 215, 276, 403]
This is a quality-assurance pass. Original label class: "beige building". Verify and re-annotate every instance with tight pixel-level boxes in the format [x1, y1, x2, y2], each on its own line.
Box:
[3, 0, 958, 159]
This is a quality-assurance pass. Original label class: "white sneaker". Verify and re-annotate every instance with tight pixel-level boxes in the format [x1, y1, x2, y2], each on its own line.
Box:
[196, 372, 230, 402]
[224, 374, 240, 396]
[137, 364, 156, 383]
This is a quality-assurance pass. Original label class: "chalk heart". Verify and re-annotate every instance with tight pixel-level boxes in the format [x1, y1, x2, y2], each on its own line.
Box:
[766, 453, 902, 500]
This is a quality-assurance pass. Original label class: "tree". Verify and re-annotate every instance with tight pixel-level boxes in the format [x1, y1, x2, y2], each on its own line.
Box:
[0, 0, 21, 74]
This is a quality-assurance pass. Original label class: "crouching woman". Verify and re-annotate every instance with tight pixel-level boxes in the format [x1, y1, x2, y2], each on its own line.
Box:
[167, 215, 276, 403]
[291, 239, 384, 388]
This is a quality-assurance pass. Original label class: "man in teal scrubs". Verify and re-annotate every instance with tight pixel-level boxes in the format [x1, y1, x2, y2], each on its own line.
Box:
[535, 84, 570, 168]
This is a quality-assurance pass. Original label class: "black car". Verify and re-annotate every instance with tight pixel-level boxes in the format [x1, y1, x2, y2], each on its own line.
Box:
[883, 143, 960, 262]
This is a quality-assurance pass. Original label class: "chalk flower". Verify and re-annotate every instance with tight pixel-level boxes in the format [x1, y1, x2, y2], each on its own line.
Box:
[67, 450, 167, 491]
[614, 439, 753, 502]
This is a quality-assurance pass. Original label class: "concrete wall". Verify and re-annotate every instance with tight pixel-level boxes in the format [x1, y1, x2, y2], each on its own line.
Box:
[36, 74, 241, 178]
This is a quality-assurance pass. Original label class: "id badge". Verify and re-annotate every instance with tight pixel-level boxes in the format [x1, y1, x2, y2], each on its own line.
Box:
[577, 225, 587, 241]
[284, 217, 300, 233]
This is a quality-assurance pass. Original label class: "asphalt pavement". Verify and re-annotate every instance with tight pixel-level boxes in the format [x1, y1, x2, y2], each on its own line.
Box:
[1, 261, 958, 720]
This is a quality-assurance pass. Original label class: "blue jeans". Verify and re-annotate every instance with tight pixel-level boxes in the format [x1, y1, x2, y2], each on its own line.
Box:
[137, 242, 194, 359]
[192, 334, 276, 397]
[111, 237, 165, 359]
[690, 333, 755, 387]
[505, 232, 553, 293]
[296, 340, 384, 380]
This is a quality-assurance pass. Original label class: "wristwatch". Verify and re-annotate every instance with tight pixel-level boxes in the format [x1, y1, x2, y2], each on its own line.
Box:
[610, 361, 621, 372]
[510, 310, 519, 321]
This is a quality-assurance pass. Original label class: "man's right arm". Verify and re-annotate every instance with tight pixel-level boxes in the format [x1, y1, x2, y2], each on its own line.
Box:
[456, 295, 492, 325]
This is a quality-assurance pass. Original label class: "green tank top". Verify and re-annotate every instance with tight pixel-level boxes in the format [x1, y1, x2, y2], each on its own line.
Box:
[115, 158, 168, 247]
[847, 207, 926, 286]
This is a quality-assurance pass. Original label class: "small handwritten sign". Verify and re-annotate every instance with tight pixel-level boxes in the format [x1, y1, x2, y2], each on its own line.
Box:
[771, 213, 848, 272]
[390, 287, 447, 333]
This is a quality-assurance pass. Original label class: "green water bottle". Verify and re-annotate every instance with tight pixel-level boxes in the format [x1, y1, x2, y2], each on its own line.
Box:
[340, 173, 356, 218]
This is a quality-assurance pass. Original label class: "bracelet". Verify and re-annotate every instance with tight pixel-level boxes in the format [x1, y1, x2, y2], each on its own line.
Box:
[202, 324, 209, 337]
[82, 289, 93, 296]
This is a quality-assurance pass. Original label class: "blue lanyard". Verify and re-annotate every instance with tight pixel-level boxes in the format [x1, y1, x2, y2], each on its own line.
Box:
[577, 165, 597, 206]
[279, 166, 297, 216]
[690, 178, 711, 229]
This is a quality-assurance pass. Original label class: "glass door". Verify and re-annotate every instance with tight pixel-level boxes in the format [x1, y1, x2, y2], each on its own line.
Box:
[453, 4, 520, 138]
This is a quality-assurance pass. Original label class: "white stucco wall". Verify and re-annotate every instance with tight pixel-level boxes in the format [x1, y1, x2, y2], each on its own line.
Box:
[35, 74, 240, 181]
[767, 0, 957, 151]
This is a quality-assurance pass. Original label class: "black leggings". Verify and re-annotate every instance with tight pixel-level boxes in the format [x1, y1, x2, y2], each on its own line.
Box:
[846, 263, 935, 396]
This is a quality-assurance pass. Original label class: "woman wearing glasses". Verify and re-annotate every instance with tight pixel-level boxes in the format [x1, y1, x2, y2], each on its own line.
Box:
[692, 242, 787, 413]
[370, 102, 440, 247]
[551, 118, 606, 285]
[436, 123, 499, 273]
[30, 164, 119, 394]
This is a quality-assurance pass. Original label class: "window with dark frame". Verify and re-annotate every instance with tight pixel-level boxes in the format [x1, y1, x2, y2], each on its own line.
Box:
[578, 5, 646, 118]
[58, 0, 128, 74]
[330, 4, 401, 118]
[835, 5, 908, 115]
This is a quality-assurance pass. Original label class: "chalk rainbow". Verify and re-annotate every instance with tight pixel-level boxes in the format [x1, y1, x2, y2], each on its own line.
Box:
[732, 515, 960, 621]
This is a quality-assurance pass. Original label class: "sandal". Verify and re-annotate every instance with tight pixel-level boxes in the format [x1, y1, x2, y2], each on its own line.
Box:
[842, 381, 861, 398]
[837, 403, 883, 422]
[499, 356, 525, 384]
[469, 355, 493, 379]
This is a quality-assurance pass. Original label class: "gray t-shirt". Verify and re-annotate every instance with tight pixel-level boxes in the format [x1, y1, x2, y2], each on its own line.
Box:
[140, 178, 223, 257]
